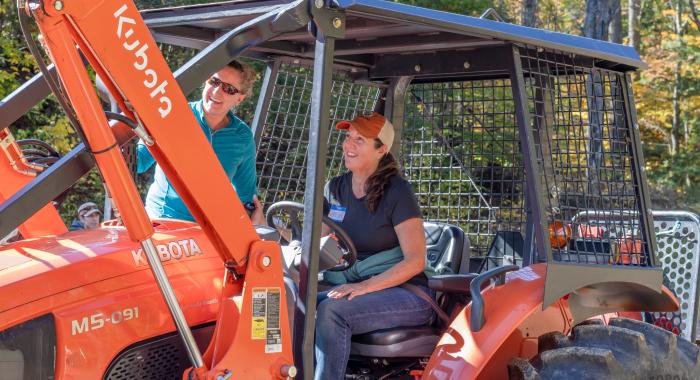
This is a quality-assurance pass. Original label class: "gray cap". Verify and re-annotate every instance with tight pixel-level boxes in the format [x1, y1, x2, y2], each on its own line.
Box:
[78, 202, 101, 217]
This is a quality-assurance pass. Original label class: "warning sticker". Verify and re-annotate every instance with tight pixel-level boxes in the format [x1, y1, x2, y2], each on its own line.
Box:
[266, 288, 282, 353]
[251, 287, 283, 353]
[252, 289, 267, 340]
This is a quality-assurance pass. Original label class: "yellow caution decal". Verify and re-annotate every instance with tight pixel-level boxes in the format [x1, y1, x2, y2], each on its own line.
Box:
[251, 287, 283, 353]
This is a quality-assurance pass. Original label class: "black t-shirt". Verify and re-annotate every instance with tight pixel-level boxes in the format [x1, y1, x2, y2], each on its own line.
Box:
[324, 172, 422, 260]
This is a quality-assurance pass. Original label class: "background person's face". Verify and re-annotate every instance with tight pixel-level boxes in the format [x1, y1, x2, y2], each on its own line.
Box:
[80, 213, 100, 229]
[202, 66, 246, 119]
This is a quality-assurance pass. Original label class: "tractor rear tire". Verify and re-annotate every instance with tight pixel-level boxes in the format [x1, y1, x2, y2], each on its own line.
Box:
[508, 317, 700, 380]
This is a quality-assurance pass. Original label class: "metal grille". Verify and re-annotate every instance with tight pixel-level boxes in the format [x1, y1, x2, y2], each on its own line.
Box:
[104, 336, 185, 380]
[256, 61, 383, 204]
[402, 80, 526, 265]
[103, 325, 214, 380]
[649, 211, 700, 341]
[519, 47, 650, 267]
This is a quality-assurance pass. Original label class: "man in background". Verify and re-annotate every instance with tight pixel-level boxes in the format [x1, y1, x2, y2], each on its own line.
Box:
[70, 202, 102, 230]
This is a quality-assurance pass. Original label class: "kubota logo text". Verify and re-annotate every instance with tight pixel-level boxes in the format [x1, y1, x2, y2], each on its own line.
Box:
[131, 238, 203, 266]
[114, 4, 172, 118]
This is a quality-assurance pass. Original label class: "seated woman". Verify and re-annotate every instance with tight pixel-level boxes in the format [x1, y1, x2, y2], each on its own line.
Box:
[315, 113, 435, 380]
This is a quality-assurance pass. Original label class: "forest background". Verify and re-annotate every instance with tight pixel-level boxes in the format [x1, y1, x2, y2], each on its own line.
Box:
[1, 0, 699, 221]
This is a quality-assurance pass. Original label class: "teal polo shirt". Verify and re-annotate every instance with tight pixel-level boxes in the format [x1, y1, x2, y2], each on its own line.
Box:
[136, 100, 258, 222]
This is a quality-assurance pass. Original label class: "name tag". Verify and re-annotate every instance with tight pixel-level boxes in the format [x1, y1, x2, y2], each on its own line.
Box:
[328, 204, 347, 222]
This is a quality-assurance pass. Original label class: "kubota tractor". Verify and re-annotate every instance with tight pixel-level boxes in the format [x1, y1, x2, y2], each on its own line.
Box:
[1, 0, 699, 379]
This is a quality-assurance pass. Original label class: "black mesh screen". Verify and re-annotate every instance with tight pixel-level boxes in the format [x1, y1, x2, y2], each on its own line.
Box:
[519, 46, 651, 267]
[402, 80, 526, 266]
[256, 62, 384, 204]
[249, 50, 650, 271]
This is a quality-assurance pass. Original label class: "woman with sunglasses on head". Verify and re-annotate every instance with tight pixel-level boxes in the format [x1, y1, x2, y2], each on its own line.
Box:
[315, 113, 436, 380]
[136, 60, 265, 224]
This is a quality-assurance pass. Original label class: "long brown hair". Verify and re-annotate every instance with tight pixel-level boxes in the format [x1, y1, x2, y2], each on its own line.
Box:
[365, 139, 400, 213]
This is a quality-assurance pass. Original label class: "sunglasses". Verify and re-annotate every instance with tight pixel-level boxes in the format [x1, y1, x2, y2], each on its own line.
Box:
[207, 76, 240, 96]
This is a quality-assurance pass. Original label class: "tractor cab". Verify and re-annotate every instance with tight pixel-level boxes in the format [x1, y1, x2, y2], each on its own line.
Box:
[1, 1, 699, 379]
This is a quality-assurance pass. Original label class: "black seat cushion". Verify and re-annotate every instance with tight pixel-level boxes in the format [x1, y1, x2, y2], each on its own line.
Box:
[424, 221, 471, 274]
[352, 326, 441, 346]
[350, 326, 442, 357]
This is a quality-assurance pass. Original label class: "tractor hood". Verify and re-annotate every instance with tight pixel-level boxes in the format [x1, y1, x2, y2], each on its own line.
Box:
[0, 220, 217, 313]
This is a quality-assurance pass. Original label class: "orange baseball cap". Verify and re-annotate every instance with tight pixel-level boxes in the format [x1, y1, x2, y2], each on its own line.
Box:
[336, 112, 395, 151]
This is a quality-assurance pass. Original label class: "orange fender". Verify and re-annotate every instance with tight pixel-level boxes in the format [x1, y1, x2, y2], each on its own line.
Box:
[422, 263, 678, 380]
[422, 264, 573, 380]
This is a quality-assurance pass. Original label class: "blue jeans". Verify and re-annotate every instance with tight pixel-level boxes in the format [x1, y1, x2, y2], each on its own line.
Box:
[314, 286, 435, 380]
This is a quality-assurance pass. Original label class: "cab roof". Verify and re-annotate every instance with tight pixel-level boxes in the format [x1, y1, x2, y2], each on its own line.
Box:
[141, 0, 645, 72]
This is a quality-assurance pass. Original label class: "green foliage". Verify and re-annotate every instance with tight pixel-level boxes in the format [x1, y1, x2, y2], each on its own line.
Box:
[633, 0, 700, 211]
[0, 0, 37, 97]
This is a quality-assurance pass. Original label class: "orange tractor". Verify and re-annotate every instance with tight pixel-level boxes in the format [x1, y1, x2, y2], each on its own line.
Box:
[1, 0, 698, 379]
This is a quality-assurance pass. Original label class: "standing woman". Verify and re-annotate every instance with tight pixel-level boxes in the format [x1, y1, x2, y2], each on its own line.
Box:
[136, 60, 264, 224]
[315, 113, 435, 380]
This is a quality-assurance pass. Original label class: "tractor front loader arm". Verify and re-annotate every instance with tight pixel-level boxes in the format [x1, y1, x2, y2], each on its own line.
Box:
[0, 128, 67, 239]
[22, 0, 294, 378]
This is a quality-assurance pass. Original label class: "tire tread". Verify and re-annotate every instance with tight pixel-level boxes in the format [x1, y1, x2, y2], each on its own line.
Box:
[508, 318, 700, 380]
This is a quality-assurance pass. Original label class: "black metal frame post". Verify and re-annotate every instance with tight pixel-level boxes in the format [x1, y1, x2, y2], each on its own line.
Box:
[522, 195, 536, 266]
[383, 76, 413, 158]
[508, 45, 551, 265]
[0, 142, 93, 239]
[523, 63, 557, 266]
[620, 73, 658, 267]
[252, 59, 281, 144]
[294, 6, 342, 377]
[0, 66, 55, 132]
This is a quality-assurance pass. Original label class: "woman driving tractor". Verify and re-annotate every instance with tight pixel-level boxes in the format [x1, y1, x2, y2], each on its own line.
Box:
[315, 113, 436, 380]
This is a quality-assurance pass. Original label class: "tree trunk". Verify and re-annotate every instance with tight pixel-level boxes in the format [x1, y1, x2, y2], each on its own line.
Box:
[583, 0, 612, 39]
[690, 0, 700, 31]
[628, 0, 642, 51]
[583, 0, 615, 196]
[522, 0, 538, 27]
[671, 61, 682, 156]
[684, 117, 691, 187]
[670, 0, 685, 157]
[609, 0, 622, 43]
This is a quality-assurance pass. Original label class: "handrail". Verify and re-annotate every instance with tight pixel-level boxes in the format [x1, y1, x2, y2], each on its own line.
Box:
[479, 8, 505, 22]
[469, 264, 519, 332]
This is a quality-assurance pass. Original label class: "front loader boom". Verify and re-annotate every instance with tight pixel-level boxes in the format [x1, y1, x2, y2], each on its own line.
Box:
[23, 0, 294, 378]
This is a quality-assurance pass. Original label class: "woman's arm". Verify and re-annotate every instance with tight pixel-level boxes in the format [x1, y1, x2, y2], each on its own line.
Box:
[135, 140, 156, 174]
[327, 217, 425, 300]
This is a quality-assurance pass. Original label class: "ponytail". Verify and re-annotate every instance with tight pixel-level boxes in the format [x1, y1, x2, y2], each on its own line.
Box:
[365, 139, 400, 213]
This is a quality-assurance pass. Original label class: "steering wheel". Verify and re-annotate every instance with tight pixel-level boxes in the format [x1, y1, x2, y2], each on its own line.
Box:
[265, 201, 357, 271]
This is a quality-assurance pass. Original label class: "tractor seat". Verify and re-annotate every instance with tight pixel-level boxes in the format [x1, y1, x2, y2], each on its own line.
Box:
[350, 326, 442, 357]
[424, 221, 471, 273]
[350, 221, 471, 358]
